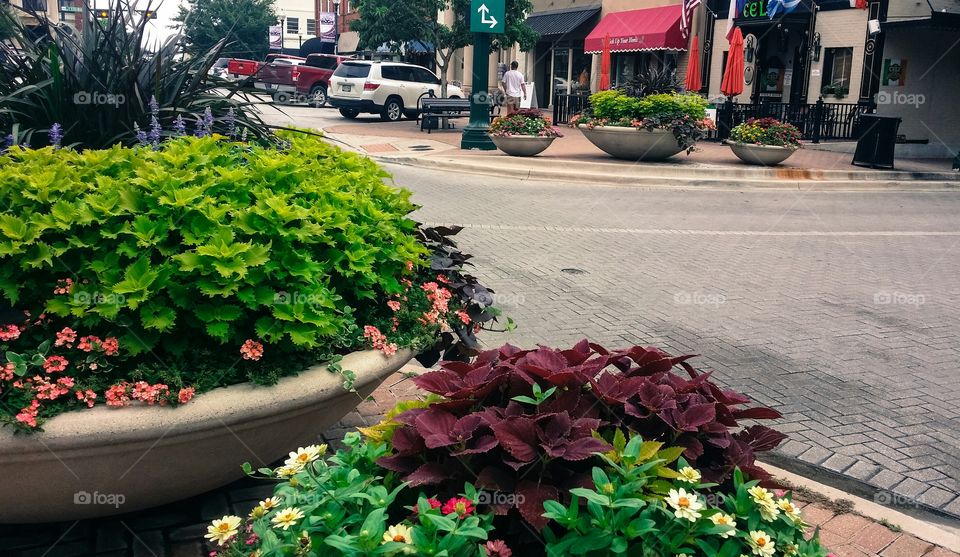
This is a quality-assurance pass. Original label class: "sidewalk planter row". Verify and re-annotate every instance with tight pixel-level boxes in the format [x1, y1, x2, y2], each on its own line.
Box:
[0, 349, 412, 523]
[725, 117, 803, 166]
[726, 140, 799, 166]
[488, 109, 563, 157]
[490, 134, 556, 157]
[578, 125, 684, 161]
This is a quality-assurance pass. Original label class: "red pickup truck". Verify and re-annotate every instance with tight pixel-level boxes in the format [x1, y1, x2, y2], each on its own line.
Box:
[291, 54, 353, 107]
[226, 54, 305, 86]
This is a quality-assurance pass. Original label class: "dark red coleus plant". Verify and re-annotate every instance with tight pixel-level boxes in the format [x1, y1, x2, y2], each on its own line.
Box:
[378, 340, 787, 528]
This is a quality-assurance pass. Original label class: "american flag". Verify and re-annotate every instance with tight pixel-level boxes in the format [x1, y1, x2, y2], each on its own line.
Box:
[681, 0, 702, 38]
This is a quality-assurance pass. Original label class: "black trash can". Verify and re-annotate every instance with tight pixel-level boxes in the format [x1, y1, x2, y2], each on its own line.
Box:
[852, 114, 901, 169]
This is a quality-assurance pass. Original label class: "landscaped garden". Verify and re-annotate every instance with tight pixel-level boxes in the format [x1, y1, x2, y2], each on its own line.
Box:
[2, 3, 839, 556]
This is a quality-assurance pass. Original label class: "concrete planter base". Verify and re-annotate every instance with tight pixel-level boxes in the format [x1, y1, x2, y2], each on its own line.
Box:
[0, 349, 413, 523]
[490, 135, 556, 157]
[726, 141, 799, 166]
[579, 125, 685, 161]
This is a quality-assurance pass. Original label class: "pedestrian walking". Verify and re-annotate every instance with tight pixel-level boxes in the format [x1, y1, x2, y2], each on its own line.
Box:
[500, 61, 526, 115]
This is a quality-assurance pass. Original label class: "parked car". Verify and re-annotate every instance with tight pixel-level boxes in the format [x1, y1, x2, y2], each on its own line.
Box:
[253, 57, 303, 94]
[226, 54, 305, 87]
[209, 57, 230, 79]
[292, 53, 354, 107]
[328, 61, 464, 122]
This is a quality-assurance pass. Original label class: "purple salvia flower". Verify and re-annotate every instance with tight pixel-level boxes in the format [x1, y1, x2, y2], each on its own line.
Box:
[172, 115, 186, 136]
[3, 133, 15, 152]
[148, 115, 161, 148]
[133, 122, 148, 146]
[48, 123, 63, 149]
[149, 95, 159, 116]
[225, 107, 237, 139]
[194, 115, 206, 137]
[202, 107, 214, 135]
[240, 128, 248, 142]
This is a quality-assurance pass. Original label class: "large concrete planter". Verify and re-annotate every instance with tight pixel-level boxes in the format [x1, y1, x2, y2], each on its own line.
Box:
[579, 125, 685, 161]
[490, 135, 556, 157]
[0, 349, 413, 523]
[726, 141, 799, 166]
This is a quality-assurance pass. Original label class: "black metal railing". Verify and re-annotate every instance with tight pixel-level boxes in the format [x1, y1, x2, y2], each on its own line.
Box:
[716, 100, 869, 142]
[552, 93, 590, 125]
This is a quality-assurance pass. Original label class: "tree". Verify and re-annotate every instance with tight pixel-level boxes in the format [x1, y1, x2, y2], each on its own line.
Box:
[352, 0, 538, 96]
[173, 0, 277, 60]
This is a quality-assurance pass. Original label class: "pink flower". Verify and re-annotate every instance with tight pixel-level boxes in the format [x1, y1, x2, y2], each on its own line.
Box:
[43, 355, 69, 373]
[1, 362, 14, 381]
[54, 327, 77, 347]
[75, 389, 97, 408]
[456, 310, 471, 325]
[15, 400, 41, 428]
[485, 540, 512, 557]
[77, 335, 102, 352]
[101, 337, 119, 356]
[178, 387, 195, 404]
[240, 339, 264, 361]
[245, 533, 259, 546]
[105, 383, 130, 407]
[131, 381, 170, 405]
[405, 260, 414, 272]
[441, 497, 474, 517]
[387, 300, 401, 312]
[362, 325, 399, 356]
[33, 375, 74, 400]
[53, 277, 73, 295]
[0, 324, 21, 341]
[436, 274, 449, 284]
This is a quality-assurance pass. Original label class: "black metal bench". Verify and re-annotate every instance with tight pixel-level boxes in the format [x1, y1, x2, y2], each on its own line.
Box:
[418, 95, 500, 133]
[419, 97, 471, 133]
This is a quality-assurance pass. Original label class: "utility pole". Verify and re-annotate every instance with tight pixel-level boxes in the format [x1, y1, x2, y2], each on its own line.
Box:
[461, 0, 505, 150]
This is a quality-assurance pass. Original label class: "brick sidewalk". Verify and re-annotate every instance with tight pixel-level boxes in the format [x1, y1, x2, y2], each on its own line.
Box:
[325, 119, 957, 175]
[2, 372, 955, 557]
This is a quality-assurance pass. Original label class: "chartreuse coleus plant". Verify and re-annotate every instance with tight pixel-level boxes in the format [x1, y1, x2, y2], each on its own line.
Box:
[0, 134, 500, 431]
[206, 432, 501, 557]
[543, 433, 831, 557]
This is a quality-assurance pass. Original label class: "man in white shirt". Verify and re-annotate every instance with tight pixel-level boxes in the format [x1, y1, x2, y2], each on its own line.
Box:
[500, 61, 526, 115]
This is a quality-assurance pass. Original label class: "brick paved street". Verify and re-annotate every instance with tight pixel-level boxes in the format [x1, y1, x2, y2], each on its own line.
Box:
[386, 163, 960, 520]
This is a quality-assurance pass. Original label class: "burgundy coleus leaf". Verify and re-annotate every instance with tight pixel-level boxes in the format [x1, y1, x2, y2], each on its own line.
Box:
[451, 434, 498, 456]
[666, 402, 716, 431]
[413, 369, 463, 396]
[590, 372, 648, 405]
[560, 436, 611, 461]
[735, 424, 788, 452]
[405, 462, 449, 486]
[377, 455, 419, 473]
[389, 426, 427, 455]
[708, 382, 753, 405]
[516, 481, 559, 529]
[732, 406, 783, 420]
[491, 416, 540, 463]
[415, 408, 460, 448]
[637, 380, 678, 413]
[614, 346, 678, 377]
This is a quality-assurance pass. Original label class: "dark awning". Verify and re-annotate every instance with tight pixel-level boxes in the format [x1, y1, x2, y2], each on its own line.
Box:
[526, 6, 600, 38]
[885, 0, 960, 29]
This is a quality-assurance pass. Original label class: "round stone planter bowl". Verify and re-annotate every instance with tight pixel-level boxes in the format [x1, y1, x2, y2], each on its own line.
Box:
[490, 134, 557, 157]
[0, 349, 413, 523]
[578, 125, 686, 161]
[726, 141, 799, 166]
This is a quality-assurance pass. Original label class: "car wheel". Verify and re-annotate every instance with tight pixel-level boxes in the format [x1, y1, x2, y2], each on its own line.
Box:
[380, 97, 403, 122]
[274, 91, 291, 105]
[309, 85, 327, 107]
[339, 108, 360, 119]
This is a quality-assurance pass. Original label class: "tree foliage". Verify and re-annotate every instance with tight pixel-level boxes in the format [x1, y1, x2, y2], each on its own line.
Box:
[173, 0, 278, 59]
[351, 0, 538, 94]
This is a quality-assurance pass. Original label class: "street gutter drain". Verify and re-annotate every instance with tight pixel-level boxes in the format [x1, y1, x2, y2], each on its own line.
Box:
[561, 268, 588, 275]
[409, 145, 434, 151]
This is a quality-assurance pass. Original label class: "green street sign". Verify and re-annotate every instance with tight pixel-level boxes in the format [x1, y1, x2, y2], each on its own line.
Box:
[470, 0, 505, 34]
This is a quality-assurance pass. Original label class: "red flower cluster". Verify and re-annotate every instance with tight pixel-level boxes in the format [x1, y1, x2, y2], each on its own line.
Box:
[0, 324, 21, 341]
[441, 497, 474, 518]
[240, 339, 264, 361]
[363, 325, 398, 356]
[52, 277, 73, 295]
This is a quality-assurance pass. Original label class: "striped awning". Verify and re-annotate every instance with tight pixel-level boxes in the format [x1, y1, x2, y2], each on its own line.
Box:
[584, 5, 687, 54]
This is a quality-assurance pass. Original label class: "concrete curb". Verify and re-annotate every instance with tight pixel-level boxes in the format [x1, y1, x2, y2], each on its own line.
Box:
[377, 155, 960, 192]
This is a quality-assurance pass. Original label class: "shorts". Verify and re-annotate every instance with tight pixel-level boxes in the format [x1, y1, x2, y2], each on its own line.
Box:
[505, 96, 521, 111]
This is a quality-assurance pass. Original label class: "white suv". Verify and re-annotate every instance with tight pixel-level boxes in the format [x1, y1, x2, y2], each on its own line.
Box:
[328, 61, 464, 122]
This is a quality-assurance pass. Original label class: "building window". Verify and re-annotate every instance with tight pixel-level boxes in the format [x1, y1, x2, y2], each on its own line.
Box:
[821, 47, 853, 97]
[286, 17, 299, 34]
[24, 0, 47, 10]
[307, 18, 316, 35]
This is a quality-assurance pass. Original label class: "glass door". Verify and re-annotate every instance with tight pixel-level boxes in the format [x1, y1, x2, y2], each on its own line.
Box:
[552, 47, 570, 98]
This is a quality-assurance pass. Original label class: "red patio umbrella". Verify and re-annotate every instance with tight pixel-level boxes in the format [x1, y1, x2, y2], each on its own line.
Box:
[720, 27, 744, 98]
[684, 35, 702, 92]
[599, 34, 611, 90]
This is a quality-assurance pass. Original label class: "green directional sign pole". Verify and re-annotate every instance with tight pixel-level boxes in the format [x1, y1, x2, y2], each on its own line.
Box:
[461, 0, 506, 150]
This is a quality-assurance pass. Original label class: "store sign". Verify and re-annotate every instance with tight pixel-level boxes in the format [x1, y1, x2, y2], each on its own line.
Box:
[740, 0, 768, 19]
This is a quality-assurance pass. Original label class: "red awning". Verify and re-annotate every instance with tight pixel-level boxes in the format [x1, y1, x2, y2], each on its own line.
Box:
[584, 5, 687, 54]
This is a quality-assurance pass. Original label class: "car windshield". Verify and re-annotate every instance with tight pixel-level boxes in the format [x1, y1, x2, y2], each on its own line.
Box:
[334, 63, 371, 78]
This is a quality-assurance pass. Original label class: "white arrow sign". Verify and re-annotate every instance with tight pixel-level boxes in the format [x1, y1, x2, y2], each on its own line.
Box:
[477, 3, 498, 29]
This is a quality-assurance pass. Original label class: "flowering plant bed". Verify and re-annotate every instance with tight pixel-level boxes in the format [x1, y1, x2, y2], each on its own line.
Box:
[204, 359, 832, 557]
[0, 133, 501, 433]
[729, 118, 802, 147]
[488, 109, 563, 138]
[572, 90, 714, 155]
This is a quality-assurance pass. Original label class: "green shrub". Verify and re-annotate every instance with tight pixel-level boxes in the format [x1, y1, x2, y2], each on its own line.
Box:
[579, 91, 713, 153]
[0, 134, 425, 357]
[637, 92, 708, 121]
[587, 90, 641, 121]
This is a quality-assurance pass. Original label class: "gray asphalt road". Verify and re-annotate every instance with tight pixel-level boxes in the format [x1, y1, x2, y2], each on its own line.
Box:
[383, 161, 960, 520]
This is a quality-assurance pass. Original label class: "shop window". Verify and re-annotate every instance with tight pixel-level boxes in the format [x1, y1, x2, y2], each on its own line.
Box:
[821, 47, 853, 98]
[307, 18, 316, 35]
[286, 17, 299, 34]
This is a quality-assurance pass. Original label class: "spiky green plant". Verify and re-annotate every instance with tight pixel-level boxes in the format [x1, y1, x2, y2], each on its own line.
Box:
[0, 0, 273, 148]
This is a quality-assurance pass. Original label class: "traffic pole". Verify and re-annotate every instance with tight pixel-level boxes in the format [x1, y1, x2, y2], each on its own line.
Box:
[461, 32, 496, 150]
